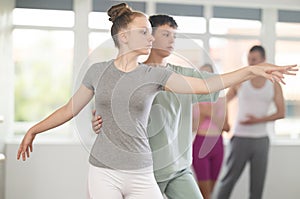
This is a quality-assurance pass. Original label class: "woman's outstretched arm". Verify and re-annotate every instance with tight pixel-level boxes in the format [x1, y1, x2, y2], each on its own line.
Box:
[165, 63, 298, 94]
[17, 85, 94, 161]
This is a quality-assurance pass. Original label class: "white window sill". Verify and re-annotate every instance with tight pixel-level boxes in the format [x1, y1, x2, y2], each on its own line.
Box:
[222, 136, 300, 146]
[6, 134, 81, 145]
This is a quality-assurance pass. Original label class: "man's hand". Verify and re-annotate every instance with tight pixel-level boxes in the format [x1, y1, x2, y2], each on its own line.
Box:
[92, 110, 102, 134]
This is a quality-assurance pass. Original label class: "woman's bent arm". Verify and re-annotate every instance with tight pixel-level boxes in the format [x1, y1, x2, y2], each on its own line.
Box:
[17, 85, 94, 160]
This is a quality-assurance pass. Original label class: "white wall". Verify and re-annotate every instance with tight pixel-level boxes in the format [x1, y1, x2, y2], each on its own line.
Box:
[5, 141, 90, 199]
[5, 141, 300, 199]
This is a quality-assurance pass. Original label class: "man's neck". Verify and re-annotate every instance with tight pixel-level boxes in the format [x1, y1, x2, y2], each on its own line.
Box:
[143, 52, 168, 67]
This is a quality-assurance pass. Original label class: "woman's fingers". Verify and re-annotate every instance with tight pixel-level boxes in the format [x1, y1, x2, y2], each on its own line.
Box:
[273, 75, 285, 84]
[18, 145, 27, 161]
[270, 72, 286, 84]
[22, 150, 26, 161]
[17, 143, 32, 161]
[265, 72, 285, 84]
[282, 65, 298, 75]
[271, 71, 284, 78]
[265, 65, 298, 84]
[22, 147, 27, 160]
[17, 147, 22, 160]
[272, 71, 284, 78]
[267, 64, 298, 75]
[26, 147, 30, 158]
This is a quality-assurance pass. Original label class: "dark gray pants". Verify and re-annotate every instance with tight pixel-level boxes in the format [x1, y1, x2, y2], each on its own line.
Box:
[212, 136, 269, 199]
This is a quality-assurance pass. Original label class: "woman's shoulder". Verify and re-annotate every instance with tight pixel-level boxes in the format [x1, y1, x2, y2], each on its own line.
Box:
[84, 60, 114, 76]
[90, 59, 114, 69]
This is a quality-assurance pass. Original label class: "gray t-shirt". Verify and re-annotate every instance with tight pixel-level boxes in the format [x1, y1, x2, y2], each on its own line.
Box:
[82, 60, 173, 170]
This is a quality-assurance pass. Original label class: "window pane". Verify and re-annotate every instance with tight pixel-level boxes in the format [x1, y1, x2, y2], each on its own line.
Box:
[89, 12, 111, 29]
[89, 32, 111, 51]
[89, 32, 117, 62]
[209, 38, 260, 138]
[169, 38, 204, 67]
[275, 40, 300, 138]
[13, 29, 74, 122]
[209, 37, 260, 72]
[13, 8, 74, 27]
[174, 16, 206, 34]
[276, 22, 300, 37]
[210, 18, 261, 35]
[275, 40, 300, 100]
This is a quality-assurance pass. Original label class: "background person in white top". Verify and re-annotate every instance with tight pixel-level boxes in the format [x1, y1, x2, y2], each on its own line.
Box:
[213, 45, 285, 199]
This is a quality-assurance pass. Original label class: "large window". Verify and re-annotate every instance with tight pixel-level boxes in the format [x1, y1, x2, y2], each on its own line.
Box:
[9, 2, 300, 141]
[13, 8, 74, 135]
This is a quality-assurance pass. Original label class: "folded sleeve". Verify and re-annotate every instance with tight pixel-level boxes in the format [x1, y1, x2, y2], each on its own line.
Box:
[168, 64, 220, 103]
[145, 66, 174, 90]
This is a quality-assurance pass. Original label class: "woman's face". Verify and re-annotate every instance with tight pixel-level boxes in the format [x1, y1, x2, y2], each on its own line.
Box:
[124, 16, 154, 55]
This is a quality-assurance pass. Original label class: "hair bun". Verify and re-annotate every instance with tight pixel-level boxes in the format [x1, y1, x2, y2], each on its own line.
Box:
[107, 3, 132, 22]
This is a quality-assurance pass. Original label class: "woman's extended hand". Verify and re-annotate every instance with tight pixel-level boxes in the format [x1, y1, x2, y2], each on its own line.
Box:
[17, 130, 36, 161]
[250, 63, 298, 84]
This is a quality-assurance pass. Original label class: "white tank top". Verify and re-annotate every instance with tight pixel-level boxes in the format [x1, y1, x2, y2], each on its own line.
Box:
[233, 80, 274, 138]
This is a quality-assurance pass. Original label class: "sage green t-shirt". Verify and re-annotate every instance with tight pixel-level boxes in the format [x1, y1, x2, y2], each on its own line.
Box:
[148, 63, 219, 182]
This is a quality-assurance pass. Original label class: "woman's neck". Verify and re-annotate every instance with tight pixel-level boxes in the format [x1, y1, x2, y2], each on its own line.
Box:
[115, 53, 139, 72]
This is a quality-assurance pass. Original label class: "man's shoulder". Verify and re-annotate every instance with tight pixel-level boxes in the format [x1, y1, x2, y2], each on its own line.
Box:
[166, 63, 198, 75]
[167, 63, 218, 79]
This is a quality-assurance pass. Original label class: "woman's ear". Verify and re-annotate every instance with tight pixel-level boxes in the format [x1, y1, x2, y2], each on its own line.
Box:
[118, 30, 128, 45]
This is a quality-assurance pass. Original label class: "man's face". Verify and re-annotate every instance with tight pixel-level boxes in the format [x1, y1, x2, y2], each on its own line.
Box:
[151, 24, 176, 57]
[247, 50, 265, 65]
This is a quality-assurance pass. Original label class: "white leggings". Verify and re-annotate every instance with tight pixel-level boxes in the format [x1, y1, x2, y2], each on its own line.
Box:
[88, 164, 163, 199]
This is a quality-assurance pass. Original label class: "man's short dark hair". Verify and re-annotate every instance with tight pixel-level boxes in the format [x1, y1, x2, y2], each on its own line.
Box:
[149, 15, 178, 31]
[249, 45, 266, 59]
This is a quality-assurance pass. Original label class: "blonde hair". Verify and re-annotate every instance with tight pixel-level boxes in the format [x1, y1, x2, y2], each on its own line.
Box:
[107, 3, 145, 48]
